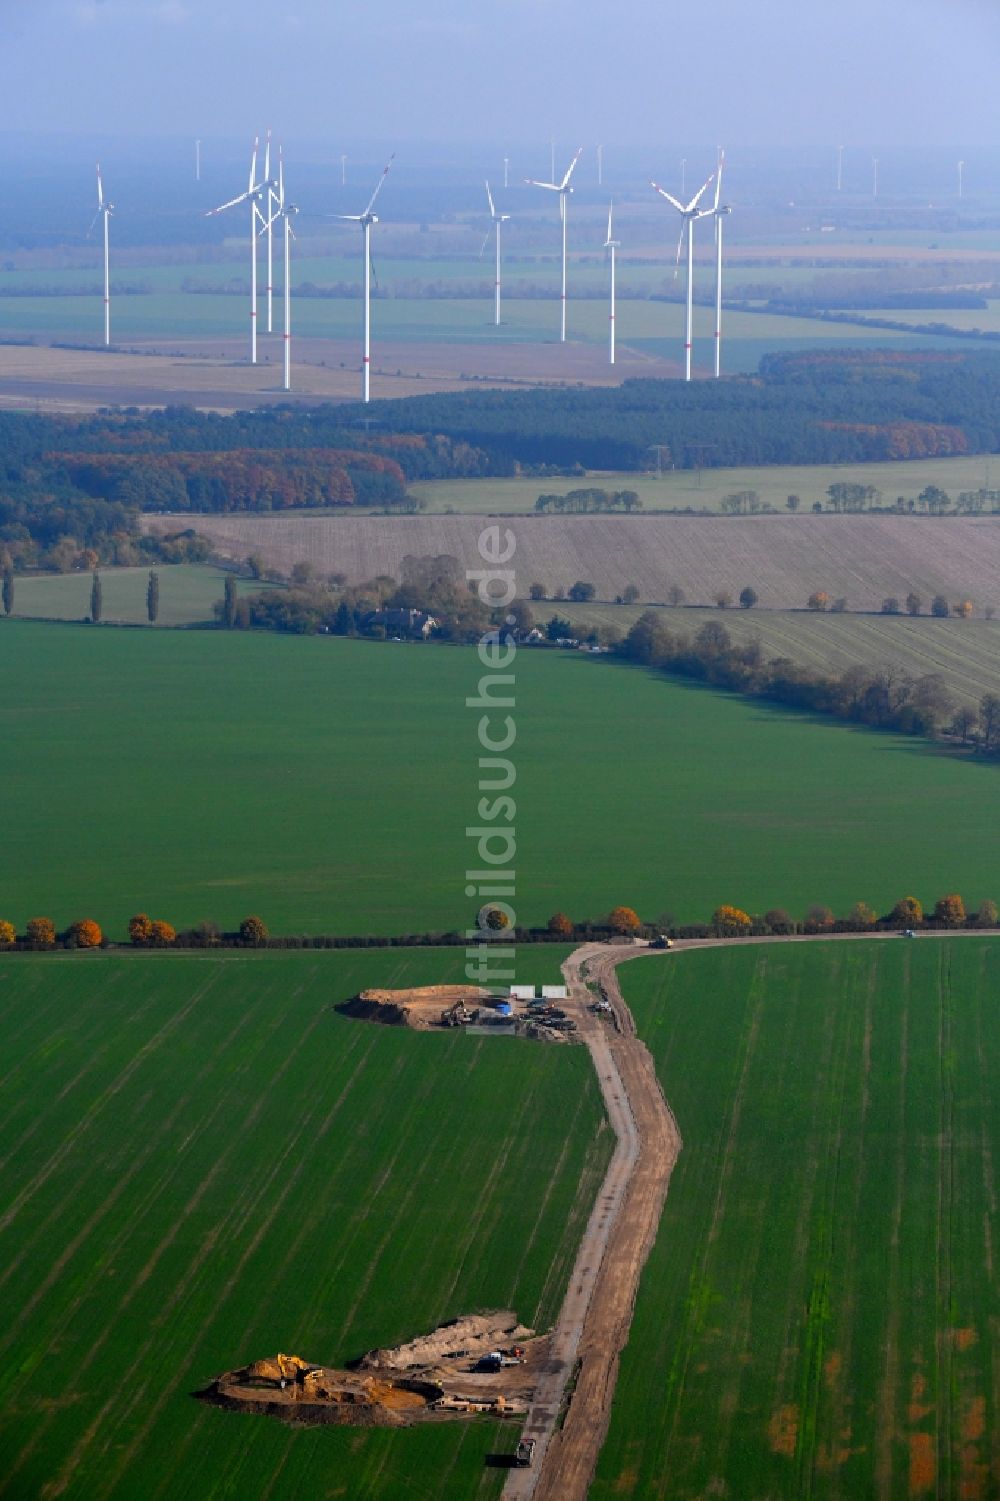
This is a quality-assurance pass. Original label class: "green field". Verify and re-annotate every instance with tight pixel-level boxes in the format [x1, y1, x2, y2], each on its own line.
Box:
[593, 938, 1000, 1500]
[2, 621, 1000, 938]
[0, 946, 606, 1501]
[555, 603, 1000, 707]
[7, 565, 266, 628]
[410, 454, 1000, 516]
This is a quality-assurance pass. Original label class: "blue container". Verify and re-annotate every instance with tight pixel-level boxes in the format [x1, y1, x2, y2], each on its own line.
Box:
[496, 1001, 513, 1017]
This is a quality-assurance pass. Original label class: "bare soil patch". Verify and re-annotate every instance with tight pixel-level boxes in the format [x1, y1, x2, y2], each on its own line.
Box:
[198, 1313, 544, 1429]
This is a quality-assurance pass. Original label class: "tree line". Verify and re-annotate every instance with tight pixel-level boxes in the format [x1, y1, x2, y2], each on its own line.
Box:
[620, 609, 1000, 752]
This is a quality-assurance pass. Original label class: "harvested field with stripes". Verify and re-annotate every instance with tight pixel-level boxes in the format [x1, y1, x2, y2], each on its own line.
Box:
[148, 512, 1000, 616]
[592, 939, 1000, 1500]
[0, 948, 609, 1500]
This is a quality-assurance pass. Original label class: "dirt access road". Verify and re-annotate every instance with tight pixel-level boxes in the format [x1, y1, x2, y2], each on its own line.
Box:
[503, 941, 681, 1500]
[504, 929, 995, 1498]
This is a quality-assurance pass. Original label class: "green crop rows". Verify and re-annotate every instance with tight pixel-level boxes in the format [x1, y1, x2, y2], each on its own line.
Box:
[0, 947, 607, 1500]
[2, 621, 999, 937]
[593, 938, 1000, 1499]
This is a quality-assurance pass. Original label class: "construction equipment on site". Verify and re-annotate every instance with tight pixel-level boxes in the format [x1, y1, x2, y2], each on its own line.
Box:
[440, 1000, 471, 1027]
[516, 1437, 537, 1467]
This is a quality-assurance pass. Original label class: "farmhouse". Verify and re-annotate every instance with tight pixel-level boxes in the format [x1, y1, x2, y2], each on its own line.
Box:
[363, 607, 438, 639]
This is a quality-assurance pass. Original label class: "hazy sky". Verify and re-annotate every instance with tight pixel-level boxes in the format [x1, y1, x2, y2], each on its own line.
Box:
[9, 0, 1000, 147]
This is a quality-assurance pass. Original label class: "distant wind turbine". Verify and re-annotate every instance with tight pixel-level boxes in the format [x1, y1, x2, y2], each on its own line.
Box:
[650, 167, 716, 382]
[526, 147, 583, 342]
[481, 181, 510, 328]
[604, 202, 619, 366]
[268, 148, 298, 393]
[335, 155, 395, 403]
[91, 164, 113, 347]
[957, 159, 965, 198]
[263, 131, 276, 334]
[709, 151, 731, 379]
[205, 136, 275, 365]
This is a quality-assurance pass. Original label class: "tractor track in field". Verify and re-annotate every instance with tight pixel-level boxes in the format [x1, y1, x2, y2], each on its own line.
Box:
[507, 928, 995, 1501]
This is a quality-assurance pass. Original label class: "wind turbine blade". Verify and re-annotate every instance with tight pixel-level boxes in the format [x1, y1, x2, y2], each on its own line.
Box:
[248, 135, 259, 193]
[278, 146, 285, 210]
[525, 179, 559, 191]
[674, 225, 685, 277]
[206, 189, 253, 215]
[485, 180, 496, 218]
[96, 164, 104, 210]
[606, 201, 613, 245]
[651, 182, 685, 213]
[560, 147, 583, 190]
[264, 129, 271, 183]
[687, 173, 715, 212]
[364, 154, 395, 218]
[87, 210, 101, 237]
[713, 149, 725, 210]
[478, 227, 492, 260]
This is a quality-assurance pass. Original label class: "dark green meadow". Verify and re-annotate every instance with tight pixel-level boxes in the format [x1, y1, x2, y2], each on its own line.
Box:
[593, 938, 1000, 1500]
[2, 621, 1000, 939]
[0, 946, 607, 1501]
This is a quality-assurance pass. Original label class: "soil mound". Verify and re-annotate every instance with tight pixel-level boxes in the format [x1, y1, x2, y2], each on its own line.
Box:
[339, 985, 492, 1030]
[359, 1312, 535, 1371]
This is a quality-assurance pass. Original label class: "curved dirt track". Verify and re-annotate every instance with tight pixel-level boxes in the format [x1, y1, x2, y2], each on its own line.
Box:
[505, 928, 993, 1499]
[503, 941, 682, 1501]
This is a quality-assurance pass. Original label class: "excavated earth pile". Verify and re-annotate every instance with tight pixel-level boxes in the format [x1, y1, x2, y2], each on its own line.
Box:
[338, 985, 493, 1029]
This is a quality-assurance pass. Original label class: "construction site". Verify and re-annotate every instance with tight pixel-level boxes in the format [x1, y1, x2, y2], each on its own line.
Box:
[198, 1312, 547, 1431]
[338, 984, 577, 1039]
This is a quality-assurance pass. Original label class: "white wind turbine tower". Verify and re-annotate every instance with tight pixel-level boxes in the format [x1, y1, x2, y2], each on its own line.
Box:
[336, 155, 395, 403]
[650, 166, 715, 382]
[709, 151, 731, 379]
[526, 147, 583, 342]
[263, 131, 276, 334]
[604, 202, 619, 366]
[265, 148, 298, 393]
[481, 181, 510, 328]
[206, 137, 274, 365]
[92, 164, 113, 347]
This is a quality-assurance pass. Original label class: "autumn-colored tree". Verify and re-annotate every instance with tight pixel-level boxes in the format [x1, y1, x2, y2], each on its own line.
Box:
[547, 912, 573, 936]
[69, 919, 103, 949]
[481, 907, 511, 931]
[975, 898, 998, 928]
[2, 565, 12, 618]
[239, 915, 269, 945]
[149, 919, 176, 945]
[764, 907, 794, 934]
[0, 919, 15, 946]
[128, 913, 153, 945]
[891, 896, 923, 927]
[147, 570, 159, 624]
[933, 893, 966, 927]
[952, 599, 974, 618]
[711, 905, 751, 936]
[90, 571, 102, 624]
[849, 901, 877, 929]
[26, 917, 56, 946]
[609, 905, 641, 934]
[805, 904, 835, 930]
[715, 590, 733, 609]
[807, 591, 830, 611]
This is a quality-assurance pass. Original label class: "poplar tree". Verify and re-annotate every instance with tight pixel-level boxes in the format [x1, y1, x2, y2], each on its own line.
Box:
[222, 574, 236, 628]
[90, 571, 102, 624]
[147, 569, 159, 624]
[2, 565, 13, 617]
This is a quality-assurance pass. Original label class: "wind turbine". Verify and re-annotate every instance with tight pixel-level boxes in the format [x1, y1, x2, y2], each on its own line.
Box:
[650, 166, 715, 382]
[481, 181, 510, 328]
[526, 147, 583, 342]
[263, 131, 276, 333]
[267, 148, 298, 394]
[91, 164, 113, 347]
[206, 136, 274, 365]
[604, 202, 619, 366]
[709, 151, 731, 379]
[957, 159, 965, 198]
[336, 155, 394, 403]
